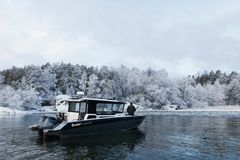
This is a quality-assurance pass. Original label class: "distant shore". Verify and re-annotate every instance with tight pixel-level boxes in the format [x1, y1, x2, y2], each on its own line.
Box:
[137, 105, 240, 113]
[0, 106, 41, 115]
[1, 105, 240, 115]
[181, 106, 240, 112]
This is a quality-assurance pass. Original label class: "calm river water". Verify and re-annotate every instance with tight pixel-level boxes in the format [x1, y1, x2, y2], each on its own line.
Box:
[0, 112, 240, 160]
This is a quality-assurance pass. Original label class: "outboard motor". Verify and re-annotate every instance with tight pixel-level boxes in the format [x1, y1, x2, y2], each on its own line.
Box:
[29, 116, 48, 131]
[29, 115, 62, 137]
[40, 116, 61, 129]
[39, 116, 48, 125]
[29, 116, 61, 132]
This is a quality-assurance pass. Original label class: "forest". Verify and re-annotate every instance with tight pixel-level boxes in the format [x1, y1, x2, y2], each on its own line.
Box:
[0, 63, 239, 110]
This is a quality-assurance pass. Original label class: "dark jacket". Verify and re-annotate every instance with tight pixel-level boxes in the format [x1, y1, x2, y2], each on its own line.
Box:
[127, 103, 136, 115]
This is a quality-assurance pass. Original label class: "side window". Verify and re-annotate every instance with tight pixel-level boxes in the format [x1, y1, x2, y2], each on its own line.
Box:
[112, 104, 124, 113]
[96, 103, 112, 115]
[69, 102, 80, 112]
[96, 103, 105, 113]
[103, 104, 112, 112]
[96, 103, 124, 115]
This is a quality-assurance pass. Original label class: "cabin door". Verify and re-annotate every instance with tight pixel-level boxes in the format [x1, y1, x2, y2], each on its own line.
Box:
[79, 102, 87, 120]
[67, 102, 80, 122]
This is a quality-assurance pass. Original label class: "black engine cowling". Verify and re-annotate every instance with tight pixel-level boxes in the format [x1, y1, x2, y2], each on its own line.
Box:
[39, 116, 61, 129]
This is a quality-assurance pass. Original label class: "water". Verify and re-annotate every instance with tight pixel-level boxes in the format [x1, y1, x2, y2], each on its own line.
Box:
[0, 113, 240, 160]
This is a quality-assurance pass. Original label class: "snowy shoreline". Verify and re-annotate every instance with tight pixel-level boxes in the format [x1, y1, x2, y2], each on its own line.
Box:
[137, 105, 240, 113]
[0, 106, 41, 115]
[1, 105, 240, 115]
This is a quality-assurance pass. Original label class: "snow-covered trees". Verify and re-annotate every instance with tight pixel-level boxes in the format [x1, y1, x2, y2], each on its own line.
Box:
[87, 74, 101, 97]
[177, 79, 225, 108]
[0, 86, 21, 109]
[26, 66, 56, 105]
[0, 85, 41, 110]
[18, 87, 42, 110]
[0, 63, 240, 110]
[205, 81, 225, 106]
[225, 77, 240, 105]
[78, 72, 88, 94]
[0, 74, 3, 84]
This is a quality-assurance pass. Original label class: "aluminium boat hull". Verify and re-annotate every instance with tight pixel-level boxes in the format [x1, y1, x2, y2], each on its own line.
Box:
[44, 115, 145, 137]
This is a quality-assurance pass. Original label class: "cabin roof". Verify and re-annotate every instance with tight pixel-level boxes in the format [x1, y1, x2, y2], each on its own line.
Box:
[65, 97, 126, 104]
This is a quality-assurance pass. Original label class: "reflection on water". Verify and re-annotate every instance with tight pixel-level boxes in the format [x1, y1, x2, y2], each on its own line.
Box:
[0, 113, 240, 159]
[35, 130, 145, 160]
[60, 129, 145, 146]
[138, 114, 240, 160]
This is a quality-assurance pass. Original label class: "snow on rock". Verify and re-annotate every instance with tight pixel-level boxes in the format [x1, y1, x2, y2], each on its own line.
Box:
[162, 105, 178, 111]
[0, 106, 40, 115]
[0, 106, 15, 114]
[41, 106, 56, 112]
[182, 105, 240, 111]
[134, 105, 240, 117]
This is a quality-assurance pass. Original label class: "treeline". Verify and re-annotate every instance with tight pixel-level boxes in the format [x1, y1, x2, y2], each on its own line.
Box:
[193, 70, 240, 105]
[0, 63, 239, 110]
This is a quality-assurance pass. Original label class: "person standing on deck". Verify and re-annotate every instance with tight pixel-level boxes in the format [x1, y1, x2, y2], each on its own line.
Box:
[127, 102, 136, 115]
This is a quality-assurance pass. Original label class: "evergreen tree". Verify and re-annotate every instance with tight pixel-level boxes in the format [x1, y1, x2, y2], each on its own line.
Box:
[225, 78, 240, 105]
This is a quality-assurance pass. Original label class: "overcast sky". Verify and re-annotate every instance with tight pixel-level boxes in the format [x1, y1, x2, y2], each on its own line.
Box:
[1, 0, 240, 75]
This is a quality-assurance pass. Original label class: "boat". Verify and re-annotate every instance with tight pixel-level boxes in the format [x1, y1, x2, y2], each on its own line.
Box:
[29, 97, 145, 137]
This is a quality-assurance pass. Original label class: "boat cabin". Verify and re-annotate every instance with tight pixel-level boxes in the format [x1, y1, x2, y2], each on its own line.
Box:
[66, 98, 126, 122]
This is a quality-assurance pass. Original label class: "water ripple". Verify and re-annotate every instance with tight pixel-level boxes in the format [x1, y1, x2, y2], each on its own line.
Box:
[0, 114, 240, 159]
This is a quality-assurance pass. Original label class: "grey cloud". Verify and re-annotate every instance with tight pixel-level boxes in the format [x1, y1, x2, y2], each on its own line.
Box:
[1, 0, 240, 75]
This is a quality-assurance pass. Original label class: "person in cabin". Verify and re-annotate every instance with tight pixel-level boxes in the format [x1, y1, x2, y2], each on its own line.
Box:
[127, 102, 136, 115]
